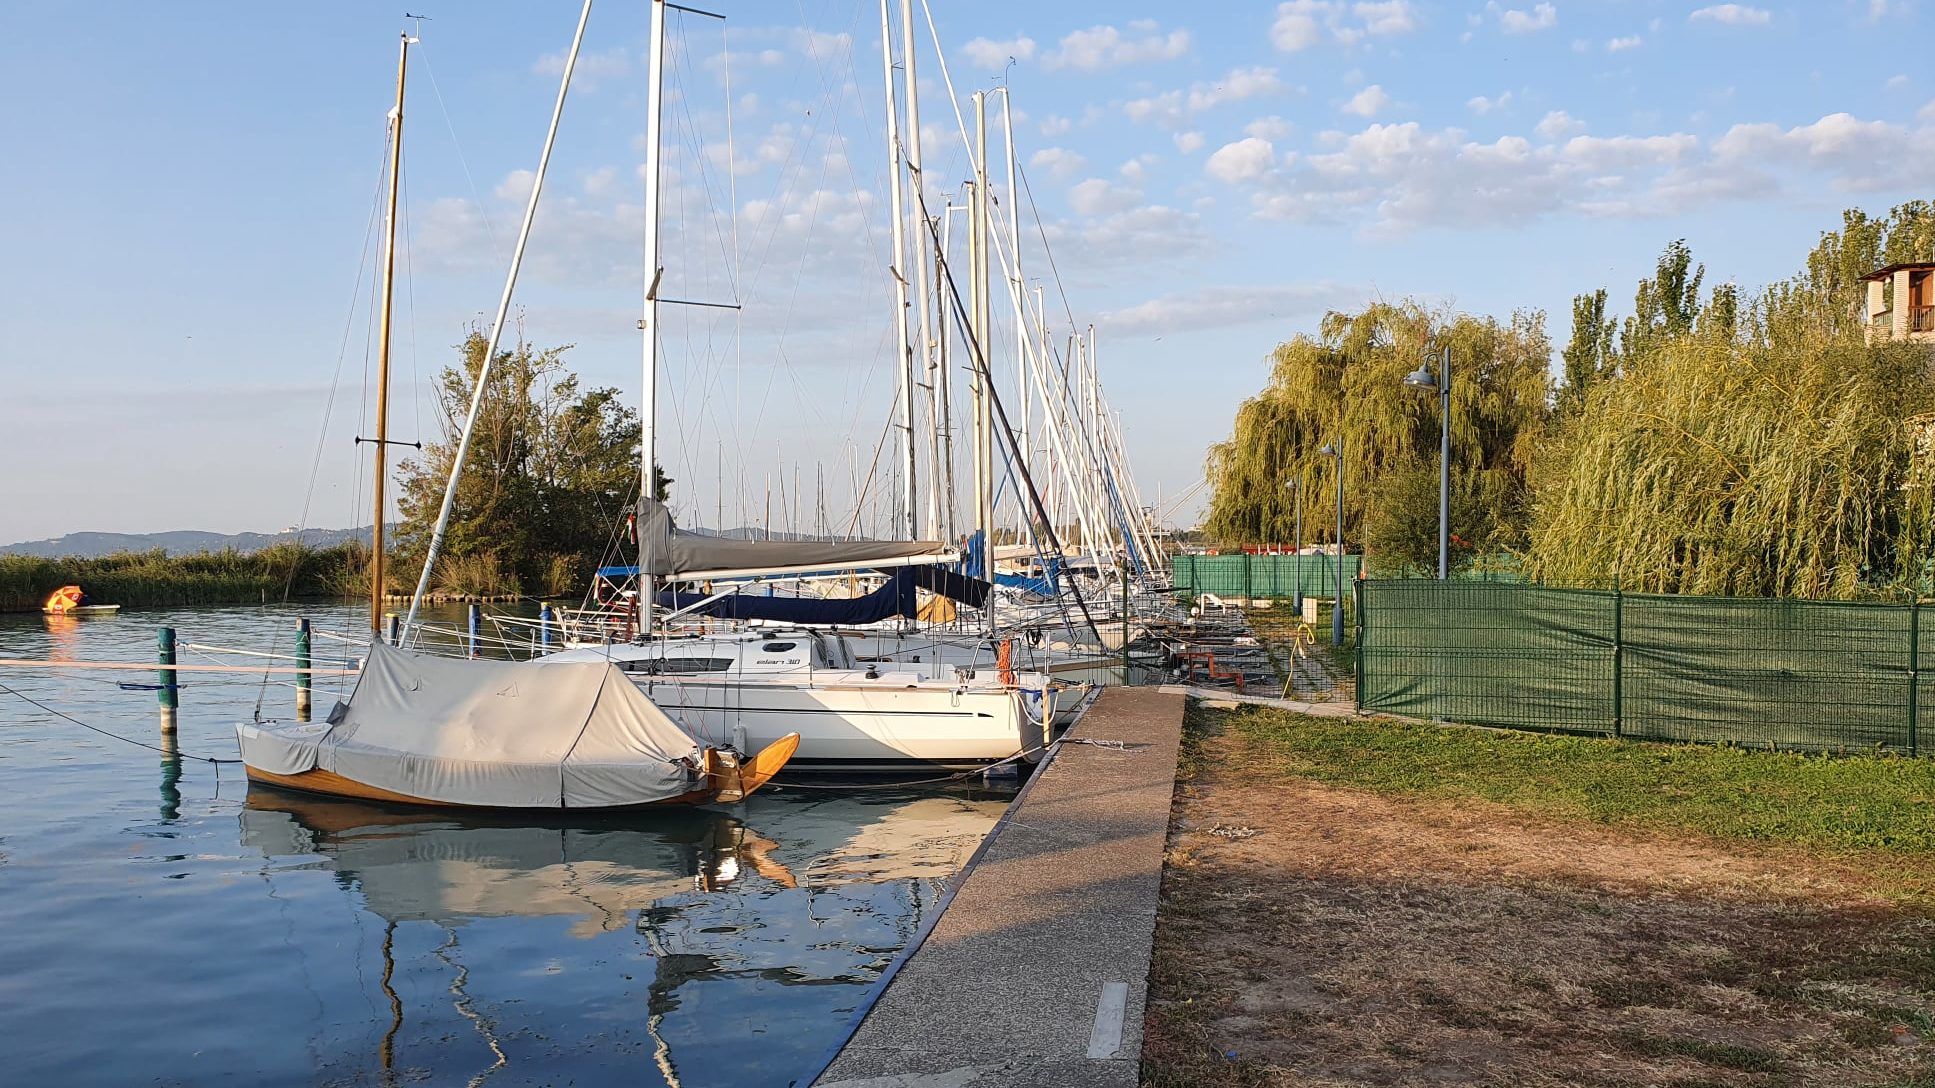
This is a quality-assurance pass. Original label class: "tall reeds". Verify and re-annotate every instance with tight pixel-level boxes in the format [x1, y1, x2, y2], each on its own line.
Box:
[0, 543, 365, 612]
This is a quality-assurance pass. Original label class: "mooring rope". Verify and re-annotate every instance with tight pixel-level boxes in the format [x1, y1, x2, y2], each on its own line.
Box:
[0, 682, 243, 765]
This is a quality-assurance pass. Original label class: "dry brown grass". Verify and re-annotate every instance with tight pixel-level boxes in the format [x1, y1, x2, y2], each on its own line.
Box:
[1143, 711, 1935, 1088]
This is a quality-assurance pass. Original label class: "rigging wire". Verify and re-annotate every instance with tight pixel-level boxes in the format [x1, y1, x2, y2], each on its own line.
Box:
[0, 682, 243, 765]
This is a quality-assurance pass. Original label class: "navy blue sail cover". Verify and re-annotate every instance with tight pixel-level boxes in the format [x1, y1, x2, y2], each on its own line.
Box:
[657, 565, 991, 624]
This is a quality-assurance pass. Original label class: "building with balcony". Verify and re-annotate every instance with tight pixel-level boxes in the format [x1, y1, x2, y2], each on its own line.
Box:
[1863, 262, 1935, 343]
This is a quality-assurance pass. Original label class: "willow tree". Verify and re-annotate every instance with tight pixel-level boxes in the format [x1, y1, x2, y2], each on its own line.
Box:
[1202, 301, 1552, 570]
[1527, 205, 1935, 597]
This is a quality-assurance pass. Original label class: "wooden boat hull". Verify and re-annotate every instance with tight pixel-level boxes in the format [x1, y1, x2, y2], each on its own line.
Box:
[244, 732, 801, 811]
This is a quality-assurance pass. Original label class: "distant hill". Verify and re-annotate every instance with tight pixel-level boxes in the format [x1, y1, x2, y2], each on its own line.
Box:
[0, 526, 374, 559]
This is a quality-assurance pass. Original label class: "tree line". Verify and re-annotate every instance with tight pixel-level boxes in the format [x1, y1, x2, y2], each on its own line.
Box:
[1202, 200, 1935, 598]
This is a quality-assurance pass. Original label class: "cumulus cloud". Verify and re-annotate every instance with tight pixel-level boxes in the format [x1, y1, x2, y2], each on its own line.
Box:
[1272, 1, 1420, 52]
[532, 46, 633, 91]
[961, 35, 1037, 70]
[1123, 66, 1290, 129]
[1174, 130, 1207, 153]
[1534, 110, 1585, 139]
[1205, 137, 1279, 183]
[1029, 146, 1087, 180]
[1689, 4, 1772, 26]
[1490, 2, 1558, 34]
[1044, 23, 1191, 71]
[1467, 91, 1514, 114]
[1068, 177, 1144, 216]
[1040, 114, 1073, 137]
[1246, 116, 1296, 140]
[1607, 35, 1643, 51]
[1341, 84, 1392, 117]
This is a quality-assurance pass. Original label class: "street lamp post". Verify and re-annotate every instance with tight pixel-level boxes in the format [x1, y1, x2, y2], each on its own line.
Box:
[1317, 442, 1345, 646]
[1288, 477, 1303, 614]
[1403, 346, 1452, 580]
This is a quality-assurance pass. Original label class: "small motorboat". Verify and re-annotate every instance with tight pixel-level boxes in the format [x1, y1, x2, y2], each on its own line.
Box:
[238, 640, 797, 810]
[42, 585, 120, 616]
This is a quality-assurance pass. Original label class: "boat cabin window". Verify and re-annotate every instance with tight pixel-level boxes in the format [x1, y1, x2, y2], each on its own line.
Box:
[760, 641, 798, 653]
[621, 657, 735, 675]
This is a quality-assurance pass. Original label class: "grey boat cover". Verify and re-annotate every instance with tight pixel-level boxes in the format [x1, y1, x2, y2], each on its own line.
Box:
[635, 497, 946, 577]
[235, 640, 702, 808]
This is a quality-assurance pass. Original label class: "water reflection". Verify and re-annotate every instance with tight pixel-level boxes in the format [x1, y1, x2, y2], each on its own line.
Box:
[232, 784, 1005, 1086]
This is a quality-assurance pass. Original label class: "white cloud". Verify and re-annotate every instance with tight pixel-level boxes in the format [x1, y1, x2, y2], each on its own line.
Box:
[1175, 130, 1207, 153]
[1490, 2, 1558, 34]
[1341, 84, 1392, 117]
[962, 35, 1037, 70]
[1044, 23, 1191, 71]
[1889, 74, 1911, 90]
[1271, 1, 1420, 52]
[1467, 91, 1514, 114]
[1607, 35, 1643, 51]
[1124, 67, 1290, 129]
[1068, 177, 1144, 216]
[1246, 115, 1296, 140]
[1689, 4, 1772, 26]
[1029, 146, 1087, 181]
[1534, 109, 1585, 139]
[1205, 137, 1279, 183]
[1040, 114, 1073, 137]
[1098, 282, 1362, 334]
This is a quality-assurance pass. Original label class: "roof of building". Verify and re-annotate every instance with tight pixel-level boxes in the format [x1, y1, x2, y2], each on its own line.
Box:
[1862, 262, 1935, 281]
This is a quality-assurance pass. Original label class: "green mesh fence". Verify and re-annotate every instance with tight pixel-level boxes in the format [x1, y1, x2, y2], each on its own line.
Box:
[1171, 553, 1362, 599]
[1359, 581, 1924, 755]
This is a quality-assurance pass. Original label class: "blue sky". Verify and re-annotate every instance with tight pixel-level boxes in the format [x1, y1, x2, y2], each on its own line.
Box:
[2, 1, 1929, 543]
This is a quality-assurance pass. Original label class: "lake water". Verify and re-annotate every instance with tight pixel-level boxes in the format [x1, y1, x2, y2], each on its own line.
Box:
[0, 603, 1007, 1087]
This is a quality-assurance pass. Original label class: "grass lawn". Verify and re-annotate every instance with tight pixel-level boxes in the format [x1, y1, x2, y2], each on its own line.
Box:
[1143, 703, 1935, 1088]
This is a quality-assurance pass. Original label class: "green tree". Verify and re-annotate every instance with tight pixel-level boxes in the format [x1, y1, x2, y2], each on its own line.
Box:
[1558, 288, 1617, 413]
[395, 333, 654, 596]
[1620, 239, 1704, 359]
[1201, 301, 1552, 558]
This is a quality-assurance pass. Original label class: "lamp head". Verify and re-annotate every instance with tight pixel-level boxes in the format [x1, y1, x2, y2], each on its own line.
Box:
[1402, 364, 1437, 390]
[1318, 443, 1337, 458]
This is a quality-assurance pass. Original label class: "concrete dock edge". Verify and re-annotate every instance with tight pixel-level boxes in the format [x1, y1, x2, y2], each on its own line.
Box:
[811, 686, 1186, 1088]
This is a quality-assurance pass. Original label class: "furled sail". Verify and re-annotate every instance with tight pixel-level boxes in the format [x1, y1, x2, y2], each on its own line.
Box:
[657, 564, 992, 624]
[635, 498, 949, 578]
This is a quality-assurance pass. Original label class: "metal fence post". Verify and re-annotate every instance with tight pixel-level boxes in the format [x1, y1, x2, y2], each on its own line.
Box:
[1611, 587, 1624, 739]
[1354, 577, 1366, 712]
[1243, 551, 1253, 603]
[1911, 599, 1920, 757]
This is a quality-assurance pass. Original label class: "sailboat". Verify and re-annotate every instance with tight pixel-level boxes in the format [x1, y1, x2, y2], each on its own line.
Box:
[237, 24, 797, 809]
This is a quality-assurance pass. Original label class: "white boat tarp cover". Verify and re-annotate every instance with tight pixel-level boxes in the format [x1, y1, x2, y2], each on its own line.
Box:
[237, 640, 702, 808]
[635, 497, 947, 577]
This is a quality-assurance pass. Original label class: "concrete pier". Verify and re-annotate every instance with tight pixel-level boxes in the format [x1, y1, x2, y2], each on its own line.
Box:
[811, 687, 1185, 1088]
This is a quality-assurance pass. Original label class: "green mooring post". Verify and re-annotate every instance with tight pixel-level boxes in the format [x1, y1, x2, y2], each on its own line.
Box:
[157, 626, 178, 734]
[295, 617, 313, 722]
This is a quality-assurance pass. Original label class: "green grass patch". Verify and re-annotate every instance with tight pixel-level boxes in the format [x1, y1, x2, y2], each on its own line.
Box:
[1200, 703, 1935, 858]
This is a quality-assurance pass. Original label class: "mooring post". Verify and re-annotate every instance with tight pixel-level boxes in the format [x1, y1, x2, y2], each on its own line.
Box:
[1120, 564, 1131, 685]
[385, 612, 400, 647]
[467, 603, 481, 659]
[539, 603, 554, 652]
[295, 617, 313, 722]
[157, 626, 178, 734]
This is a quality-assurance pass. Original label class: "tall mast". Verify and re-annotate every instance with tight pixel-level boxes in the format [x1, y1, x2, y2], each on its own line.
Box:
[402, 0, 593, 638]
[936, 203, 957, 540]
[639, 0, 667, 634]
[1001, 90, 1026, 494]
[971, 92, 993, 574]
[878, 0, 917, 541]
[899, 0, 933, 543]
[369, 31, 411, 633]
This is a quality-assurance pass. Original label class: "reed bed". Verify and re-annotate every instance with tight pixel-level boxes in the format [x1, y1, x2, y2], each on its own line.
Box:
[0, 543, 366, 612]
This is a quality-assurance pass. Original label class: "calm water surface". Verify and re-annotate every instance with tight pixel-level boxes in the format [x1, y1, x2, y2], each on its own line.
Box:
[0, 603, 1006, 1087]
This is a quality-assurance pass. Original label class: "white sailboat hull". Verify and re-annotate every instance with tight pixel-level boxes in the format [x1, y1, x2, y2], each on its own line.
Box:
[626, 673, 1041, 775]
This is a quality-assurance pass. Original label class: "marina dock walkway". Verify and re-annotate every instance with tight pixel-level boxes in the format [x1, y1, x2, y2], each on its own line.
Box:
[811, 687, 1185, 1088]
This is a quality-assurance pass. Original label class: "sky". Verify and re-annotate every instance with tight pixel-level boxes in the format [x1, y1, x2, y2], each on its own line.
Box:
[2, 1, 1931, 545]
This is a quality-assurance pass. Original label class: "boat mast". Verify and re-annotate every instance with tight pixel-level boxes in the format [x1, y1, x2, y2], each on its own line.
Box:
[401, 0, 593, 639]
[369, 31, 411, 633]
[970, 92, 993, 575]
[1001, 89, 1026, 495]
[900, 0, 934, 544]
[639, 0, 667, 635]
[878, 0, 917, 543]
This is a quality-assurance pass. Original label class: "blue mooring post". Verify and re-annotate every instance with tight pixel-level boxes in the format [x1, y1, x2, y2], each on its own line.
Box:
[157, 626, 179, 734]
[295, 617, 313, 722]
[467, 603, 481, 659]
[539, 603, 554, 652]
